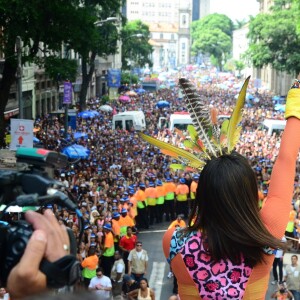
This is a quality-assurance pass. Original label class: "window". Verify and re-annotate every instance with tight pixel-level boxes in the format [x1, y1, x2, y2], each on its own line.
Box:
[115, 120, 123, 130]
[160, 33, 163, 39]
[182, 15, 186, 25]
[125, 120, 133, 131]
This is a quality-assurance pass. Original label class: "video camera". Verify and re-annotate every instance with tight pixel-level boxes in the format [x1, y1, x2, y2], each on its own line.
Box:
[0, 148, 82, 288]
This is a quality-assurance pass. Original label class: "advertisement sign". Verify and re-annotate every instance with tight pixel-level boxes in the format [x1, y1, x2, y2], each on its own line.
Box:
[10, 119, 33, 150]
[107, 69, 121, 88]
[63, 82, 73, 104]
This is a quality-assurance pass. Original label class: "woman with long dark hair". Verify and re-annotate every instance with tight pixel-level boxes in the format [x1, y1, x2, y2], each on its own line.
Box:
[141, 78, 300, 299]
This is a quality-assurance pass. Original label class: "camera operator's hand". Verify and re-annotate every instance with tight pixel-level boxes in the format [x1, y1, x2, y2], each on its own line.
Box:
[7, 209, 70, 300]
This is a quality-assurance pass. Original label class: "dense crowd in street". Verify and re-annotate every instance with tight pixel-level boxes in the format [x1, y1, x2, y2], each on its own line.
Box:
[2, 69, 300, 299]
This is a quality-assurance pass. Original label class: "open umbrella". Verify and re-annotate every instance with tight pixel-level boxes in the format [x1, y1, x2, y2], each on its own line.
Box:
[119, 95, 131, 102]
[78, 110, 97, 118]
[62, 144, 90, 159]
[159, 84, 167, 90]
[125, 90, 137, 96]
[73, 132, 88, 140]
[272, 95, 280, 101]
[156, 100, 170, 108]
[274, 104, 286, 112]
[136, 88, 146, 94]
[99, 105, 113, 112]
[33, 136, 40, 143]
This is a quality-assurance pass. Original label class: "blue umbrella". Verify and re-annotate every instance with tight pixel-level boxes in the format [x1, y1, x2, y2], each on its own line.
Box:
[77, 111, 97, 118]
[73, 132, 88, 140]
[33, 136, 40, 143]
[272, 95, 280, 101]
[62, 144, 90, 159]
[90, 110, 100, 117]
[136, 88, 146, 94]
[156, 100, 170, 108]
[274, 104, 286, 112]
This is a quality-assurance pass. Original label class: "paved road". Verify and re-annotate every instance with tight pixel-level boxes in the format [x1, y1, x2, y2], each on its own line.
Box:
[138, 221, 298, 299]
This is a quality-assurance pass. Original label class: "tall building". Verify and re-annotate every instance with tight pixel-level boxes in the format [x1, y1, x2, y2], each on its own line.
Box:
[125, 0, 192, 69]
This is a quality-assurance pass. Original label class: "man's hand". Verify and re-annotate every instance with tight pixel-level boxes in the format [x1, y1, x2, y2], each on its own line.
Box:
[7, 210, 70, 299]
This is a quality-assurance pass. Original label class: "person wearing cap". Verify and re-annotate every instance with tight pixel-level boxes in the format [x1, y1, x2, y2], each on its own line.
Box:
[155, 180, 166, 223]
[134, 183, 149, 230]
[122, 274, 140, 296]
[128, 189, 138, 220]
[111, 212, 121, 251]
[110, 250, 125, 299]
[101, 223, 115, 277]
[175, 178, 189, 218]
[81, 247, 99, 288]
[119, 208, 135, 237]
[119, 226, 138, 274]
[128, 241, 148, 282]
[145, 182, 158, 226]
[190, 175, 199, 212]
[164, 178, 177, 222]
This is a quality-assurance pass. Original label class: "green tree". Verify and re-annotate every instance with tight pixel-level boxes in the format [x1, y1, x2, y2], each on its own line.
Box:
[234, 60, 245, 77]
[246, 4, 300, 75]
[191, 14, 234, 71]
[121, 72, 139, 85]
[121, 20, 153, 70]
[0, 0, 120, 146]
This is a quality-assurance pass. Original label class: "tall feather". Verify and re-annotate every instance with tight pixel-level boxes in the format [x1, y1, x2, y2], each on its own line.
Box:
[179, 78, 217, 157]
[139, 132, 205, 169]
[226, 76, 250, 152]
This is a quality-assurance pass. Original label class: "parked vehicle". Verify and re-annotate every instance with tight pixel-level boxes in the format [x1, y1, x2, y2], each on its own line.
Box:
[262, 119, 286, 136]
[112, 111, 146, 131]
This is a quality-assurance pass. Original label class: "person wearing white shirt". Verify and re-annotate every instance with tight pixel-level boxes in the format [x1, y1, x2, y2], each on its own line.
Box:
[89, 267, 112, 300]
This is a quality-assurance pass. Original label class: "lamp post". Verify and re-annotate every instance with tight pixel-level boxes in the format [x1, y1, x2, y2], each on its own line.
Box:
[123, 33, 144, 87]
[16, 36, 23, 119]
[94, 17, 118, 27]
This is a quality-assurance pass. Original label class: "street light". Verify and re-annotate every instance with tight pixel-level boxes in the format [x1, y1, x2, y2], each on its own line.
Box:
[123, 33, 144, 86]
[94, 17, 118, 27]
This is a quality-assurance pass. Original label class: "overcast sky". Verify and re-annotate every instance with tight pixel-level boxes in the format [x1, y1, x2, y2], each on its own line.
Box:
[210, 0, 260, 22]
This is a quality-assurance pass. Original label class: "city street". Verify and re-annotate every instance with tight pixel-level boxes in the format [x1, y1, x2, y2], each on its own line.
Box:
[138, 221, 297, 299]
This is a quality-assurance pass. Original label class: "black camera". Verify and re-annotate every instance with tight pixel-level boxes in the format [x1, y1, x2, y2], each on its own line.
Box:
[279, 288, 287, 294]
[0, 148, 82, 288]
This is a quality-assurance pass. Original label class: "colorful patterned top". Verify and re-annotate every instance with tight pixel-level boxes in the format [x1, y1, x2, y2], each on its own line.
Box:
[163, 117, 300, 300]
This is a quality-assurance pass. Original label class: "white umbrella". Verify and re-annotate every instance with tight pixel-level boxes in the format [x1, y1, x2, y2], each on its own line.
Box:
[0, 205, 23, 212]
[99, 105, 113, 112]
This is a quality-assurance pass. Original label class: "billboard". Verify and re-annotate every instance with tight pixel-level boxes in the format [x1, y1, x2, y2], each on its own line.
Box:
[107, 69, 121, 88]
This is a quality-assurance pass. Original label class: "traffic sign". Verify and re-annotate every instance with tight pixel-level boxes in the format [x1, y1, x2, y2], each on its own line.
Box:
[10, 119, 33, 150]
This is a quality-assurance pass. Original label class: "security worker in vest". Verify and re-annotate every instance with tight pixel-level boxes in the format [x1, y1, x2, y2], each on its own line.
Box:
[134, 183, 149, 229]
[145, 182, 158, 225]
[155, 180, 166, 223]
[175, 178, 189, 218]
[164, 178, 177, 222]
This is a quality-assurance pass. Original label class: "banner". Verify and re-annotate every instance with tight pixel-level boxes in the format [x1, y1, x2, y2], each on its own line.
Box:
[63, 81, 73, 104]
[107, 69, 121, 88]
[10, 119, 33, 150]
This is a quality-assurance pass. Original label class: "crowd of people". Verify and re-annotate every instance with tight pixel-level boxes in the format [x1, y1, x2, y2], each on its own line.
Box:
[2, 69, 300, 299]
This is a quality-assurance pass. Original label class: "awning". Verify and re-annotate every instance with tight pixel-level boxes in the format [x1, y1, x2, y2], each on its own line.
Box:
[4, 108, 19, 120]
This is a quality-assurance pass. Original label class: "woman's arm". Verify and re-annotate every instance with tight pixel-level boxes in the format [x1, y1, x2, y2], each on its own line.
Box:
[261, 117, 300, 238]
[127, 288, 138, 300]
[150, 288, 156, 300]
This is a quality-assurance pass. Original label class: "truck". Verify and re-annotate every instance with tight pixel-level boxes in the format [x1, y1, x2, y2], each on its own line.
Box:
[262, 119, 286, 136]
[112, 111, 146, 131]
[158, 112, 230, 131]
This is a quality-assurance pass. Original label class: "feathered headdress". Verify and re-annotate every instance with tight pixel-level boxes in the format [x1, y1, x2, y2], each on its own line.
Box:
[139, 76, 250, 171]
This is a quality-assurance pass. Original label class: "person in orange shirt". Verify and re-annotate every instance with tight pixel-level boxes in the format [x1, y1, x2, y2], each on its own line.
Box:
[175, 178, 189, 217]
[81, 247, 99, 288]
[111, 212, 121, 251]
[164, 178, 177, 222]
[100, 223, 115, 277]
[135, 183, 149, 229]
[128, 189, 138, 221]
[156, 180, 166, 223]
[168, 214, 186, 229]
[190, 175, 199, 213]
[145, 182, 158, 225]
[119, 208, 135, 237]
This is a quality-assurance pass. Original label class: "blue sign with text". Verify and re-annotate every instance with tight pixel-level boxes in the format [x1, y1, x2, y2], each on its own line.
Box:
[107, 69, 121, 88]
[63, 82, 73, 104]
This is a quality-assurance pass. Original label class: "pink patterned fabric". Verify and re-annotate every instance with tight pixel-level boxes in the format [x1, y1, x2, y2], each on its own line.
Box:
[179, 232, 253, 299]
